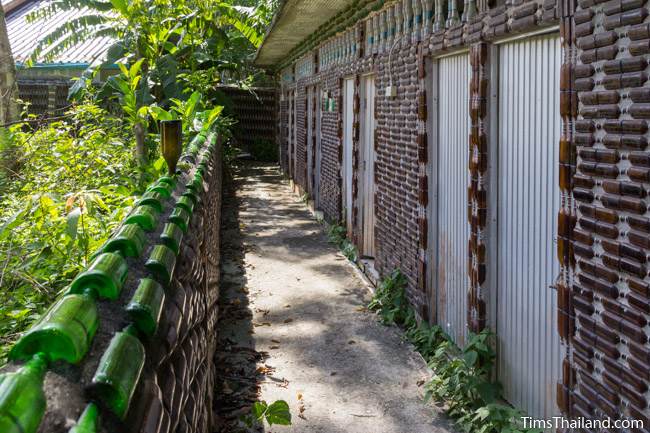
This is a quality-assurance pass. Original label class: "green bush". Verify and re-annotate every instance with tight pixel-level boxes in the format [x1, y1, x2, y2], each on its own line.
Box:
[250, 138, 277, 162]
[368, 271, 540, 433]
[0, 103, 161, 364]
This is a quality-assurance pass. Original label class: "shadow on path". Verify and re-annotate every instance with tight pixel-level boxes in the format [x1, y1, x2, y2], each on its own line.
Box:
[213, 162, 456, 433]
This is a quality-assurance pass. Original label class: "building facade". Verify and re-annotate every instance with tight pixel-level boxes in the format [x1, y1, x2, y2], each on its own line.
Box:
[256, 0, 650, 425]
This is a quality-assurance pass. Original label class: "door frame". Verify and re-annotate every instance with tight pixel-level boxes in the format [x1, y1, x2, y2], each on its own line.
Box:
[359, 74, 376, 258]
[425, 56, 438, 324]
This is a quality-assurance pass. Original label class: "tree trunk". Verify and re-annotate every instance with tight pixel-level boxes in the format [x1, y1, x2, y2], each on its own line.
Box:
[0, 4, 19, 125]
[134, 122, 147, 166]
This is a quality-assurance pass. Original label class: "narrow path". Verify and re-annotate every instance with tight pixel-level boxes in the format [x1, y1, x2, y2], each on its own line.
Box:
[214, 163, 455, 433]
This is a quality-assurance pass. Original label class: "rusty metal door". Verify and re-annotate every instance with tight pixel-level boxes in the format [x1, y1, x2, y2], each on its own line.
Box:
[343, 78, 355, 235]
[292, 90, 298, 180]
[434, 52, 470, 347]
[496, 32, 562, 420]
[287, 92, 294, 177]
[360, 75, 376, 257]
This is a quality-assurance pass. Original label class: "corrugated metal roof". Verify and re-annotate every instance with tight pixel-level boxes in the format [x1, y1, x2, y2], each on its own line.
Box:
[254, 0, 356, 68]
[6, 0, 114, 66]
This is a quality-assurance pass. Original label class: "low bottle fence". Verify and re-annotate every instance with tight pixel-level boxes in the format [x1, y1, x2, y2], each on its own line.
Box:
[0, 130, 223, 433]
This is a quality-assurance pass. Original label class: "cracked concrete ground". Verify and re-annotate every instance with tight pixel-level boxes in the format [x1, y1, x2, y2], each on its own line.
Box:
[215, 162, 456, 433]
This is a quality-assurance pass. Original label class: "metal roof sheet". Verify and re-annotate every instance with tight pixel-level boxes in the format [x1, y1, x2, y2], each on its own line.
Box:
[254, 0, 356, 68]
[6, 0, 115, 66]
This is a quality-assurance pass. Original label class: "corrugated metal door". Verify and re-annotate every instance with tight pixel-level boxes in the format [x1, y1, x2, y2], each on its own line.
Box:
[496, 33, 562, 420]
[315, 86, 322, 208]
[343, 79, 355, 235]
[435, 53, 470, 347]
[361, 75, 376, 257]
[293, 90, 298, 180]
[288, 92, 294, 177]
[307, 87, 314, 194]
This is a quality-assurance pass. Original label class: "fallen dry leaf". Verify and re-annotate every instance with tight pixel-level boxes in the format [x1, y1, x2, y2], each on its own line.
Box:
[283, 318, 293, 323]
[271, 339, 281, 343]
[269, 345, 280, 349]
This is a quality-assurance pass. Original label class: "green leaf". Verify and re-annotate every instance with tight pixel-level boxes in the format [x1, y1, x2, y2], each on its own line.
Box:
[109, 0, 128, 15]
[153, 157, 166, 172]
[463, 350, 478, 367]
[251, 401, 267, 421]
[265, 400, 291, 426]
[0, 207, 29, 240]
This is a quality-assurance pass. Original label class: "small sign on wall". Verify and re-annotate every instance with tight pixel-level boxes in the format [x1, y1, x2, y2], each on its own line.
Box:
[328, 98, 336, 112]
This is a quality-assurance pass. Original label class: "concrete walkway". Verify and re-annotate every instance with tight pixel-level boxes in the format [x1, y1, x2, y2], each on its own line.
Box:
[214, 163, 456, 433]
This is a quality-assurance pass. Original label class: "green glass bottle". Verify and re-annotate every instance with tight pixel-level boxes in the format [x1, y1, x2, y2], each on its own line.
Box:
[169, 207, 190, 233]
[68, 403, 99, 433]
[146, 181, 172, 199]
[187, 134, 206, 156]
[145, 245, 177, 285]
[160, 223, 183, 255]
[102, 224, 146, 258]
[135, 191, 164, 213]
[181, 190, 199, 205]
[158, 176, 176, 187]
[206, 131, 217, 147]
[185, 179, 201, 193]
[175, 195, 194, 214]
[125, 279, 165, 337]
[88, 327, 145, 419]
[125, 205, 159, 232]
[10, 290, 98, 364]
[69, 253, 128, 300]
[0, 353, 47, 433]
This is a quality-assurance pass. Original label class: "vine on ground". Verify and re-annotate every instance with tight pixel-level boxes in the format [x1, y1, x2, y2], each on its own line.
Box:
[243, 400, 292, 428]
[368, 270, 540, 433]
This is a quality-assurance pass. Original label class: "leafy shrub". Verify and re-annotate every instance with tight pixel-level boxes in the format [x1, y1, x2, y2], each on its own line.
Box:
[0, 103, 161, 364]
[250, 138, 277, 162]
[368, 270, 540, 433]
[326, 223, 357, 262]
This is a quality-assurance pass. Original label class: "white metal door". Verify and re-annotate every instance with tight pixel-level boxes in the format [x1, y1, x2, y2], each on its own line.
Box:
[434, 53, 470, 347]
[288, 92, 294, 177]
[292, 90, 298, 180]
[315, 86, 322, 208]
[307, 87, 314, 194]
[496, 33, 562, 420]
[360, 76, 376, 257]
[343, 79, 354, 236]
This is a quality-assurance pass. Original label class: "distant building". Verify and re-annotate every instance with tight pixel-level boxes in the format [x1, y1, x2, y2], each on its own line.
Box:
[4, 0, 115, 114]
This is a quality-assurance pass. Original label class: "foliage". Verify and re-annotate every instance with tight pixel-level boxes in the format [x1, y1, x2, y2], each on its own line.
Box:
[27, 0, 275, 88]
[0, 103, 158, 363]
[249, 138, 277, 162]
[368, 271, 540, 433]
[243, 400, 292, 428]
[326, 223, 357, 262]
[367, 270, 411, 325]
[2, 0, 276, 368]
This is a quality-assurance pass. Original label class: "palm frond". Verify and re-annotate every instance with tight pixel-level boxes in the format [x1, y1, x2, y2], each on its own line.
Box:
[220, 9, 263, 48]
[26, 0, 113, 22]
[26, 16, 117, 65]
